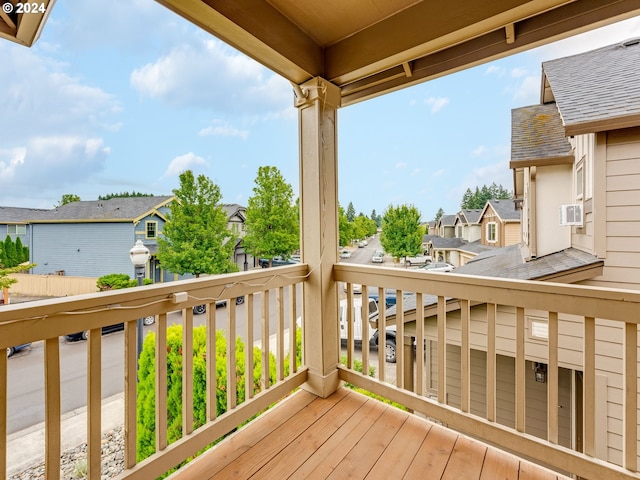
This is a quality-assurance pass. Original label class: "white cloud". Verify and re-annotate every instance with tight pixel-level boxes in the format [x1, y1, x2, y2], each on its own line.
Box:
[163, 152, 208, 178]
[425, 96, 449, 113]
[395, 162, 407, 169]
[484, 65, 505, 76]
[472, 146, 488, 157]
[510, 67, 527, 78]
[455, 160, 512, 201]
[199, 121, 249, 139]
[510, 75, 540, 102]
[130, 39, 292, 115]
[432, 169, 445, 177]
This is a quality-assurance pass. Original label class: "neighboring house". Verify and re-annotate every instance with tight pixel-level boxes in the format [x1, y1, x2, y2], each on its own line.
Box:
[435, 214, 456, 238]
[27, 196, 174, 279]
[0, 206, 49, 254]
[454, 209, 482, 242]
[393, 38, 640, 467]
[478, 199, 521, 247]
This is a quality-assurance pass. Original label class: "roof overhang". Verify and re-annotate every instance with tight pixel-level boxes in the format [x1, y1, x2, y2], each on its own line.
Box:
[0, 0, 55, 47]
[152, 0, 640, 107]
[509, 154, 575, 169]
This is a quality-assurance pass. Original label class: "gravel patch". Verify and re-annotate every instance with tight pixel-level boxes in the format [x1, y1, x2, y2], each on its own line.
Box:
[9, 426, 124, 480]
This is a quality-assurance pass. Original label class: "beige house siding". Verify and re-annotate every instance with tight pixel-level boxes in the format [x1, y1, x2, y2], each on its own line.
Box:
[503, 222, 520, 247]
[428, 343, 572, 448]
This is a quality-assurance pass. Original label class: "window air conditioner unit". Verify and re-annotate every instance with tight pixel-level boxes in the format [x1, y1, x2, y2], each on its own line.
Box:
[559, 204, 583, 227]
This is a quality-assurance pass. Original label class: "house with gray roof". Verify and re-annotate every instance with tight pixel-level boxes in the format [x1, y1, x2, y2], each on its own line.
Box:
[0, 206, 49, 254]
[454, 208, 482, 242]
[23, 197, 251, 280]
[477, 199, 521, 247]
[391, 39, 640, 467]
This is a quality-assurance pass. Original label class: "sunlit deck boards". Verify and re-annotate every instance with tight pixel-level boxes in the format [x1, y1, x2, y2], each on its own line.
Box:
[168, 387, 570, 480]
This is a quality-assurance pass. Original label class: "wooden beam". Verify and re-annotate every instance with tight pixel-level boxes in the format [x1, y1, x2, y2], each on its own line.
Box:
[505, 23, 515, 44]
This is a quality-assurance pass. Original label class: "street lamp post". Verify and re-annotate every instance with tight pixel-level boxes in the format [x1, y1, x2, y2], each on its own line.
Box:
[129, 239, 150, 365]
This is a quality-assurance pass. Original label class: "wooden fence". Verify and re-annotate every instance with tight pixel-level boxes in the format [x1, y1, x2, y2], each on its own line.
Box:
[8, 273, 98, 297]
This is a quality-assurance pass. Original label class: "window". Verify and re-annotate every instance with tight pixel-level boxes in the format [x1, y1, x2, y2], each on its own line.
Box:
[146, 221, 157, 239]
[7, 224, 26, 235]
[457, 225, 462, 238]
[486, 222, 497, 243]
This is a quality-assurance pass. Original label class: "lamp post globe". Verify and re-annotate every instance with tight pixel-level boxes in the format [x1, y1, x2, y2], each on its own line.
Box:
[129, 239, 150, 369]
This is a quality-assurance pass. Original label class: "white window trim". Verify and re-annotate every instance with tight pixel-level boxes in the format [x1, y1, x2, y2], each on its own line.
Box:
[486, 222, 497, 243]
[145, 221, 158, 239]
[8, 224, 27, 235]
[576, 157, 585, 202]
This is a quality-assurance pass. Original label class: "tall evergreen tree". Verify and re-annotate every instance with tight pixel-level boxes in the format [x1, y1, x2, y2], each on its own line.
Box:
[14, 237, 26, 263]
[4, 236, 16, 268]
[243, 166, 299, 265]
[346, 202, 356, 222]
[157, 170, 238, 277]
[434, 207, 444, 222]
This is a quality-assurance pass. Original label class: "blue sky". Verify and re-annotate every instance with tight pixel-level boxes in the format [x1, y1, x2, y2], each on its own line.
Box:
[1, 1, 639, 221]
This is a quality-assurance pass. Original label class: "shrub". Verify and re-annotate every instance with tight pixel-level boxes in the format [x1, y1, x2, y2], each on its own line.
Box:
[136, 324, 303, 468]
[97, 273, 152, 291]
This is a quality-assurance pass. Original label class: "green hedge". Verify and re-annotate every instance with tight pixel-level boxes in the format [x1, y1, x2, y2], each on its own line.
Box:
[136, 324, 302, 470]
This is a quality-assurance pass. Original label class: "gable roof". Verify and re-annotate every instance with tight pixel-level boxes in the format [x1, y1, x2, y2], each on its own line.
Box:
[542, 38, 640, 136]
[479, 199, 520, 223]
[438, 214, 456, 228]
[0, 206, 49, 223]
[458, 209, 483, 225]
[510, 103, 574, 169]
[28, 196, 174, 223]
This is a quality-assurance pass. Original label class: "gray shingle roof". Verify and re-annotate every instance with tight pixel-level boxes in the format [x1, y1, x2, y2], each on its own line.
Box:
[511, 104, 573, 162]
[29, 196, 174, 222]
[454, 244, 602, 280]
[542, 38, 640, 131]
[431, 237, 464, 249]
[486, 199, 520, 221]
[0, 206, 49, 223]
[460, 209, 482, 224]
[439, 214, 456, 227]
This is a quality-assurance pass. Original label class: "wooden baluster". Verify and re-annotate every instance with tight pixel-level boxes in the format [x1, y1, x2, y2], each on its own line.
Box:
[156, 313, 168, 450]
[44, 337, 61, 480]
[548, 311, 558, 444]
[87, 328, 101, 479]
[361, 284, 369, 379]
[624, 322, 638, 471]
[377, 287, 386, 383]
[0, 342, 7, 480]
[277, 287, 285, 381]
[396, 291, 404, 389]
[124, 320, 137, 469]
[515, 307, 525, 433]
[486, 303, 496, 422]
[183, 307, 194, 436]
[227, 300, 237, 411]
[246, 294, 254, 399]
[289, 285, 298, 374]
[460, 299, 470, 413]
[437, 296, 446, 404]
[262, 290, 270, 390]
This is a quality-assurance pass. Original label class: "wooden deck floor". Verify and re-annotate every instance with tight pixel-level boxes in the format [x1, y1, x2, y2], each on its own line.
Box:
[169, 387, 571, 480]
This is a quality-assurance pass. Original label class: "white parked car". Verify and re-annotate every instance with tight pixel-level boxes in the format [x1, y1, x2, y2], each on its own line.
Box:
[416, 262, 454, 272]
[339, 297, 396, 363]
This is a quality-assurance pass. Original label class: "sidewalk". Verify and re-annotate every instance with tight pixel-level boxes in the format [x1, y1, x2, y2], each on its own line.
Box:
[7, 393, 124, 476]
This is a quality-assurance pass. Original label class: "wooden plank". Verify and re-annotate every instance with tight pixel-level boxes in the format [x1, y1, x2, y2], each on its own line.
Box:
[183, 307, 194, 436]
[124, 320, 137, 468]
[377, 287, 385, 383]
[515, 307, 525, 432]
[441, 436, 487, 480]
[156, 312, 168, 450]
[324, 405, 407, 479]
[624, 322, 637, 471]
[487, 303, 496, 422]
[366, 414, 429, 479]
[583, 316, 595, 456]
[438, 296, 446, 404]
[87, 328, 102, 479]
[209, 389, 349, 480]
[403, 423, 457, 478]
[518, 461, 558, 480]
[415, 292, 424, 396]
[396, 291, 404, 389]
[460, 298, 469, 412]
[361, 284, 369, 378]
[250, 389, 366, 478]
[227, 301, 237, 411]
[289, 285, 298, 374]
[44, 337, 61, 480]
[548, 311, 558, 444]
[479, 447, 519, 480]
[277, 286, 284, 381]
[346, 284, 354, 369]
[290, 394, 385, 479]
[246, 294, 254, 399]
[262, 290, 270, 390]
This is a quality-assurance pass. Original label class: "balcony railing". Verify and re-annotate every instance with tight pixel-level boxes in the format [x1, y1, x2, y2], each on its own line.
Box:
[0, 264, 308, 480]
[1, 262, 639, 480]
[335, 263, 640, 480]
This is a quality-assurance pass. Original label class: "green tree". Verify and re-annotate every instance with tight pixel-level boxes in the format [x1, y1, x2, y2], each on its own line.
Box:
[98, 191, 153, 200]
[460, 183, 511, 209]
[346, 202, 356, 222]
[370, 209, 381, 228]
[157, 170, 238, 277]
[243, 166, 299, 265]
[55, 194, 80, 207]
[434, 207, 444, 222]
[380, 204, 423, 262]
[338, 206, 354, 247]
[0, 263, 36, 292]
[3, 236, 16, 268]
[14, 237, 26, 263]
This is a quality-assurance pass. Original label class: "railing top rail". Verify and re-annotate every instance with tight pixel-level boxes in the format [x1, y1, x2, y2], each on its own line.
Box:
[334, 264, 640, 323]
[0, 264, 309, 346]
